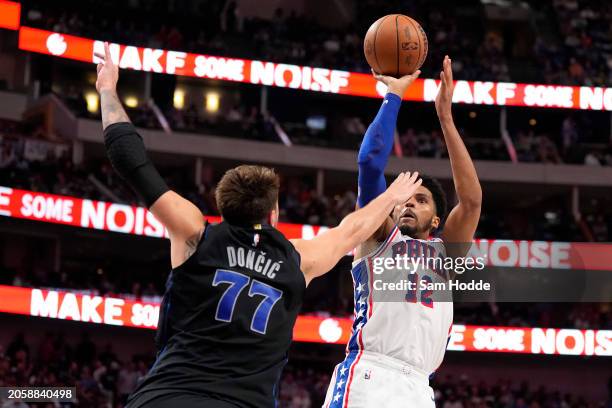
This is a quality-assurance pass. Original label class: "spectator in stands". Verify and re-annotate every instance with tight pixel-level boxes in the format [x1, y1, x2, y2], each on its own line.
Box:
[584, 150, 602, 165]
[0, 143, 17, 169]
[118, 360, 141, 404]
[536, 134, 562, 164]
[561, 115, 579, 155]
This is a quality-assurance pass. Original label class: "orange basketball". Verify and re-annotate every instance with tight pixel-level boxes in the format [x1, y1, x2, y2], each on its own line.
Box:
[363, 14, 428, 77]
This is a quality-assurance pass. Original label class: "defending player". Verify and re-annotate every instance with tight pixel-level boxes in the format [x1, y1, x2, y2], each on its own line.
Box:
[324, 56, 482, 407]
[94, 42, 423, 408]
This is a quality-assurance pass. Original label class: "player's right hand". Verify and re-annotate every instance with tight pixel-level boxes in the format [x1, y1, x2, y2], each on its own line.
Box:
[386, 171, 422, 205]
[372, 69, 421, 98]
[435, 55, 455, 121]
[94, 42, 119, 93]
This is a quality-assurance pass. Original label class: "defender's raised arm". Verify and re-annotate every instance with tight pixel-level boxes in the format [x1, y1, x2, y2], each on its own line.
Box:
[292, 172, 422, 285]
[95, 42, 204, 268]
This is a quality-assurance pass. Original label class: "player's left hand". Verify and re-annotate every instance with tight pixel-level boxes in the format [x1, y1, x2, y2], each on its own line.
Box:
[372, 69, 421, 99]
[435, 55, 454, 121]
[94, 42, 119, 94]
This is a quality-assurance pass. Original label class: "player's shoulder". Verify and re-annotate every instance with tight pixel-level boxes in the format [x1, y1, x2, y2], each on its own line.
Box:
[354, 223, 401, 262]
[354, 239, 381, 261]
[425, 236, 447, 256]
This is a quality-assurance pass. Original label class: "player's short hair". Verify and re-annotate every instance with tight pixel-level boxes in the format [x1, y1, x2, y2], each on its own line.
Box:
[216, 165, 280, 225]
[420, 175, 447, 222]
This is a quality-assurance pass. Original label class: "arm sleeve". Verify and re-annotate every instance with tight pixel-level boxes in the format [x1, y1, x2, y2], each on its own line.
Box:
[103, 122, 169, 207]
[357, 93, 402, 208]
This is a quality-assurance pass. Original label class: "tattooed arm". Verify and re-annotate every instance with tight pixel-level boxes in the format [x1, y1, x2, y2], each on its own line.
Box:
[100, 89, 131, 130]
[148, 191, 206, 267]
[96, 42, 205, 268]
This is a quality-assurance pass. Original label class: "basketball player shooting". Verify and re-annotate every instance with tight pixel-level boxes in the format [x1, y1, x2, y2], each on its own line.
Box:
[94, 42, 424, 408]
[324, 56, 482, 407]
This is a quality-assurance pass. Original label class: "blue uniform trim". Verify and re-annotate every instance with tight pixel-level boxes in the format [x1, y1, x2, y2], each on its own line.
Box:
[347, 261, 371, 352]
[327, 351, 361, 407]
[326, 261, 373, 407]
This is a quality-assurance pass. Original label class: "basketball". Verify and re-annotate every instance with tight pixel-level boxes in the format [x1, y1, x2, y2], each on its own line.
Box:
[363, 14, 428, 77]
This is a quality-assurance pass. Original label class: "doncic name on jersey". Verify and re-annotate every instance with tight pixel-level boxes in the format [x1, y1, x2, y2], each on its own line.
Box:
[226, 244, 283, 279]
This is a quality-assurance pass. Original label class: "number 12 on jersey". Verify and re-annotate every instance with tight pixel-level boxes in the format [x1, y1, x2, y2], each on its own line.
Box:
[405, 273, 434, 308]
[213, 269, 283, 335]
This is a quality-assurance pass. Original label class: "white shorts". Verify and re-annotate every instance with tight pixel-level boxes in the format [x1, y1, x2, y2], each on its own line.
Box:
[323, 351, 435, 408]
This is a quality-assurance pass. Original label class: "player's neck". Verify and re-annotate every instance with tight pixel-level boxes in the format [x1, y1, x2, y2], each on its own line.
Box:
[400, 230, 431, 240]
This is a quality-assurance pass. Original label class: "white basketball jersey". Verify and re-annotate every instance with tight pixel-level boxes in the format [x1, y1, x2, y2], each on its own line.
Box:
[347, 226, 453, 375]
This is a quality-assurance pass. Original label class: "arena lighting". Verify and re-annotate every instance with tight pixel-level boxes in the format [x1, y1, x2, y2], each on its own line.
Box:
[205, 91, 220, 113]
[84, 91, 99, 113]
[2, 186, 612, 271]
[124, 96, 139, 108]
[173, 88, 185, 110]
[0, 0, 20, 30]
[0, 284, 610, 356]
[15, 26, 612, 111]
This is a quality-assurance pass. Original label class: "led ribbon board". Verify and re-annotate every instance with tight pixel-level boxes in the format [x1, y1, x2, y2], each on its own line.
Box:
[0, 285, 609, 355]
[2, 186, 612, 270]
[15, 26, 612, 111]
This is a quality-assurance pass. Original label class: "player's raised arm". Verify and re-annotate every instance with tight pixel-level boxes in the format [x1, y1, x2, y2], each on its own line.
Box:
[355, 71, 421, 249]
[357, 70, 421, 208]
[292, 172, 422, 285]
[435, 56, 482, 256]
[95, 42, 205, 268]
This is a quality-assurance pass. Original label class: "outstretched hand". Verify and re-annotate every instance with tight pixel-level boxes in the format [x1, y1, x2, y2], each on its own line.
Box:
[372, 69, 421, 98]
[94, 42, 119, 94]
[386, 171, 422, 205]
[435, 55, 454, 120]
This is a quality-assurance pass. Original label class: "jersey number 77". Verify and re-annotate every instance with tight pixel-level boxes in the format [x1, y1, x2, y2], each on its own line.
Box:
[213, 269, 284, 335]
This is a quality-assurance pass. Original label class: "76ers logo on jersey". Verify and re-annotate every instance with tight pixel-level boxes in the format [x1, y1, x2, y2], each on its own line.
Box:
[252, 233, 260, 247]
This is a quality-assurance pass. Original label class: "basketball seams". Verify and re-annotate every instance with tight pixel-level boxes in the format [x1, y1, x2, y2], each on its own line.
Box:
[416, 20, 428, 68]
[419, 24, 428, 67]
[403, 15, 422, 73]
[414, 19, 427, 68]
[372, 15, 390, 74]
[394, 14, 400, 77]
[415, 19, 423, 69]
